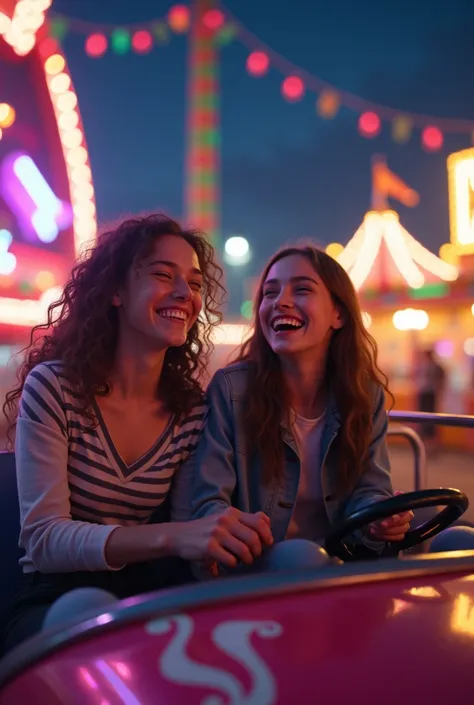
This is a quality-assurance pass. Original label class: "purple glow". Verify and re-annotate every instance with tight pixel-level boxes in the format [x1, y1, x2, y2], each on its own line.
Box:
[95, 612, 114, 625]
[435, 340, 454, 358]
[0, 151, 72, 243]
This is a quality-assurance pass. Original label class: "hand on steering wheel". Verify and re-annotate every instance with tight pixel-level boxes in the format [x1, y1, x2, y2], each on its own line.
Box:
[326, 488, 468, 562]
[368, 492, 414, 542]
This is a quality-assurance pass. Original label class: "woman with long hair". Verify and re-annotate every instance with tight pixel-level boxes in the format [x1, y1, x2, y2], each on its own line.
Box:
[2, 213, 272, 650]
[180, 244, 412, 570]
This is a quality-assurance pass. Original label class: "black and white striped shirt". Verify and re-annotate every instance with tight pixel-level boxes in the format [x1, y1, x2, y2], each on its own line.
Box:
[16, 362, 206, 573]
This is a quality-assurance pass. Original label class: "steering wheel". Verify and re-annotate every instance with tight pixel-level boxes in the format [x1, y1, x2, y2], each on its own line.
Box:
[325, 488, 469, 562]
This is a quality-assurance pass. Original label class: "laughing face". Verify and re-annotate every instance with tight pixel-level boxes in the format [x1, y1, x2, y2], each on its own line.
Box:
[259, 253, 343, 360]
[114, 234, 203, 351]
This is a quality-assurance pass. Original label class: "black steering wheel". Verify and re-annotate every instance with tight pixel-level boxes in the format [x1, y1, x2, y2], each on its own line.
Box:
[325, 488, 469, 562]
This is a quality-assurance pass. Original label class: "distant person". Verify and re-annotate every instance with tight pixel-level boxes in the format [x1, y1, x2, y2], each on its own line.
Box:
[416, 348, 446, 451]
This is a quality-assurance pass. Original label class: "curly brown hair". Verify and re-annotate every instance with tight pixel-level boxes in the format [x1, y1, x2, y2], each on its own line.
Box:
[235, 244, 392, 496]
[4, 214, 225, 442]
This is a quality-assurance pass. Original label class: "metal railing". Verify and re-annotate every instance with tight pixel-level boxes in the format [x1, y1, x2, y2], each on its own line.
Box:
[386, 410, 474, 553]
[386, 425, 426, 491]
[387, 408, 473, 497]
[389, 410, 474, 428]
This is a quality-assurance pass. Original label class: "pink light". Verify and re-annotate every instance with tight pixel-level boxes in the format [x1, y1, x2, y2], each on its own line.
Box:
[78, 667, 98, 690]
[422, 126, 443, 152]
[246, 51, 269, 78]
[112, 661, 132, 679]
[281, 76, 305, 102]
[202, 9, 225, 31]
[359, 112, 381, 138]
[85, 33, 108, 58]
[38, 37, 59, 59]
[132, 30, 153, 54]
[434, 339, 453, 358]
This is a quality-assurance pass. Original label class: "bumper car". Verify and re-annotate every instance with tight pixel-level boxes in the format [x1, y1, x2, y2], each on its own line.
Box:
[0, 486, 473, 705]
[1, 409, 474, 704]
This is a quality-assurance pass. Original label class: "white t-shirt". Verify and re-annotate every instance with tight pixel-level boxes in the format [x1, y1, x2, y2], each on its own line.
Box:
[286, 411, 330, 544]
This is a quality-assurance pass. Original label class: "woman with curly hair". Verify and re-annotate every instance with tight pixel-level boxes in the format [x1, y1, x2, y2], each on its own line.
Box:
[2, 214, 272, 650]
[181, 244, 412, 572]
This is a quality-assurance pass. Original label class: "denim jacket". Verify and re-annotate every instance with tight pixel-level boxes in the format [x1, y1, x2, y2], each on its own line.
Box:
[171, 361, 393, 549]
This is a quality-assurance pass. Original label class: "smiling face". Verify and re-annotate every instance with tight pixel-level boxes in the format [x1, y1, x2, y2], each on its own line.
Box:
[259, 253, 343, 361]
[114, 234, 203, 351]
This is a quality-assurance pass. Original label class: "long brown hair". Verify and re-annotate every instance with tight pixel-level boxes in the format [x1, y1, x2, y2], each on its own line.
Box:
[3, 214, 225, 443]
[235, 244, 391, 495]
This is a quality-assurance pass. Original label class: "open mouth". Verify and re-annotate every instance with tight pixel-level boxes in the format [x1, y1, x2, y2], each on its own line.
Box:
[271, 316, 305, 333]
[156, 308, 189, 323]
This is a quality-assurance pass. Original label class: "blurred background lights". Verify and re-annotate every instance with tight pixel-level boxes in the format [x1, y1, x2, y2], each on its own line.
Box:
[240, 300, 253, 320]
[434, 339, 454, 358]
[0, 230, 17, 276]
[0, 103, 16, 129]
[168, 5, 190, 33]
[422, 126, 444, 152]
[85, 33, 108, 58]
[392, 308, 429, 331]
[246, 51, 269, 77]
[44, 53, 65, 75]
[464, 338, 474, 357]
[282, 76, 305, 102]
[224, 236, 251, 266]
[326, 242, 344, 259]
[358, 111, 381, 138]
[362, 311, 372, 329]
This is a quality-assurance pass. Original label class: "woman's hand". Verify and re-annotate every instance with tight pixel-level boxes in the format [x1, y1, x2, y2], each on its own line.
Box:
[367, 492, 414, 542]
[167, 508, 274, 568]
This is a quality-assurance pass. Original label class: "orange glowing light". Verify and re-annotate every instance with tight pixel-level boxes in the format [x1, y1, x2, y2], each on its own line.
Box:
[0, 103, 16, 129]
[168, 5, 190, 33]
[35, 271, 56, 292]
[44, 54, 66, 76]
[447, 147, 474, 255]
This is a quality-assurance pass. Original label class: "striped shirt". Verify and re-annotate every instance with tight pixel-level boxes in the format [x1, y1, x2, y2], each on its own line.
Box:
[16, 362, 206, 574]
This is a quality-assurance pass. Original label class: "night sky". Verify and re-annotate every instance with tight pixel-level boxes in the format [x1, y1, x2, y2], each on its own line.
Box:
[52, 0, 474, 311]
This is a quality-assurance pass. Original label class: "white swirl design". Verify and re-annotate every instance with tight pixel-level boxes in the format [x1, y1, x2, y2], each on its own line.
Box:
[146, 615, 283, 705]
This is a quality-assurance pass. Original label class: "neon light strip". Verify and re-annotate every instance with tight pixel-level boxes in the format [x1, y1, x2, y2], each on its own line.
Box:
[0, 33, 98, 328]
[2, 153, 72, 243]
[41, 37, 98, 256]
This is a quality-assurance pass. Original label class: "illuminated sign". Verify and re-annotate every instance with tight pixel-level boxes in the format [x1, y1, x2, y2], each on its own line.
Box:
[447, 148, 474, 255]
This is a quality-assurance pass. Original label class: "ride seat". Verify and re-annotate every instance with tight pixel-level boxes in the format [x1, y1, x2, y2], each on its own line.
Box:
[0, 452, 23, 630]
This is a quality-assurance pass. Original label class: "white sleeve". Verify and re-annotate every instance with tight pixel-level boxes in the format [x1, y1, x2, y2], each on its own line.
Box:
[16, 364, 120, 573]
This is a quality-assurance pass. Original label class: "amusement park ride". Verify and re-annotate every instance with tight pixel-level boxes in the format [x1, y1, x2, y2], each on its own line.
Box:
[0, 0, 97, 342]
[0, 0, 473, 411]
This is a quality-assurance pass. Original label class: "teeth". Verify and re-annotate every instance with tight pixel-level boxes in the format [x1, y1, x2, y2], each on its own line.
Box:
[272, 317, 303, 331]
[157, 309, 187, 321]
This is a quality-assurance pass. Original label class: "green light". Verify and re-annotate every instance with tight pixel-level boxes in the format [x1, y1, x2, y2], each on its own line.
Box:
[152, 23, 169, 44]
[49, 17, 69, 41]
[215, 23, 237, 46]
[240, 300, 253, 320]
[111, 29, 130, 54]
[196, 94, 218, 110]
[409, 283, 449, 299]
[201, 129, 220, 147]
